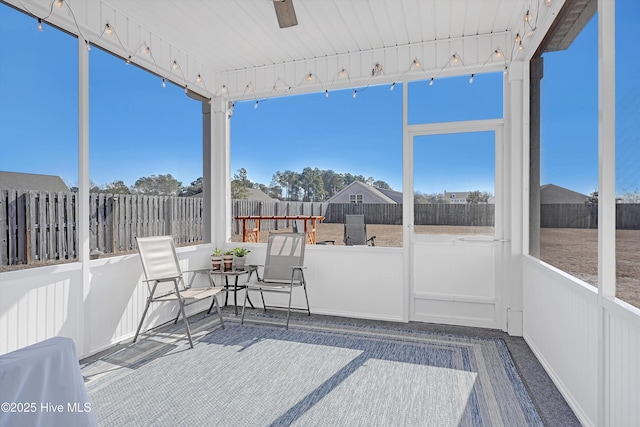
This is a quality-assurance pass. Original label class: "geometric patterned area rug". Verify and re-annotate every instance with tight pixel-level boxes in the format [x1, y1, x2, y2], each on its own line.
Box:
[82, 312, 543, 427]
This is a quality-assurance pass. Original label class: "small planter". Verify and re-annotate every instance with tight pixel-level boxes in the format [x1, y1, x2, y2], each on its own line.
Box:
[211, 255, 223, 271]
[222, 254, 234, 271]
[231, 247, 251, 271]
[234, 256, 246, 270]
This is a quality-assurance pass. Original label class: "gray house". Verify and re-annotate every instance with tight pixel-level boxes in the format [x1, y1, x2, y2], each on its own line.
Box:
[0, 171, 69, 192]
[326, 181, 402, 204]
[540, 184, 588, 204]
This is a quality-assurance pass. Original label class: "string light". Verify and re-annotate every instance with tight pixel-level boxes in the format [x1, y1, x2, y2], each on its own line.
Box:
[524, 10, 532, 23]
[21, 0, 521, 113]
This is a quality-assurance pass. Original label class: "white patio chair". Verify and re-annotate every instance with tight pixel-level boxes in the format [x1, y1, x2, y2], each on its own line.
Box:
[133, 236, 225, 349]
[241, 232, 309, 329]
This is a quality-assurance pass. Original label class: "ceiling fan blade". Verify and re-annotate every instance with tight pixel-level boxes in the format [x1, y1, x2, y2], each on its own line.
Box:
[273, 0, 298, 28]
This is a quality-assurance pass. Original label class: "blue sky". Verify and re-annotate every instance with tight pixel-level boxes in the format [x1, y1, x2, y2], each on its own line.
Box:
[0, 2, 637, 197]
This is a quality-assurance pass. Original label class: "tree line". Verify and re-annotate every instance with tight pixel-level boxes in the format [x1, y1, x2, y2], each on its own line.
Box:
[74, 168, 395, 202]
[72, 168, 504, 204]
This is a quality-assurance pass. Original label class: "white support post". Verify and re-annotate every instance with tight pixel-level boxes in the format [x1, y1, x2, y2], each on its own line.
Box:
[202, 101, 213, 243]
[597, 0, 616, 425]
[401, 79, 412, 323]
[503, 60, 527, 336]
[207, 98, 231, 248]
[78, 37, 90, 354]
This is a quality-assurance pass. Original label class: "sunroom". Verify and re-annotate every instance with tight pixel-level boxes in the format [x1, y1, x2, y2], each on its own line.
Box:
[1, 0, 638, 426]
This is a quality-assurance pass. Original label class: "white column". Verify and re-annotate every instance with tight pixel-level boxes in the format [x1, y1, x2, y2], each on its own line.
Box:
[202, 101, 213, 243]
[504, 60, 527, 336]
[207, 97, 231, 248]
[78, 38, 90, 354]
[401, 80, 412, 323]
[597, 0, 616, 425]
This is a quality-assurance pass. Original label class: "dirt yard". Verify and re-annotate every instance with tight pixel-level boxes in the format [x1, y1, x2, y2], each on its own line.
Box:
[232, 224, 640, 309]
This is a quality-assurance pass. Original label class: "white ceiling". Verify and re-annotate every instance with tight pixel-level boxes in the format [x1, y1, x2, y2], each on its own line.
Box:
[6, 0, 562, 99]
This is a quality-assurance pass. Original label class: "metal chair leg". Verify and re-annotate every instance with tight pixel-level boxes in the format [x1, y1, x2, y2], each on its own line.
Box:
[178, 299, 194, 349]
[241, 287, 249, 325]
[213, 295, 225, 329]
[133, 298, 153, 343]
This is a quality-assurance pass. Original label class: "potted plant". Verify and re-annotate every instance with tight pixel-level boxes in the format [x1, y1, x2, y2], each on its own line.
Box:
[211, 248, 223, 271]
[222, 250, 234, 271]
[232, 247, 251, 270]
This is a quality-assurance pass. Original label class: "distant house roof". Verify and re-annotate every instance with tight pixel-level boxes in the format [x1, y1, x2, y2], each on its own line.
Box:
[540, 184, 588, 204]
[326, 181, 402, 204]
[191, 187, 275, 201]
[245, 187, 276, 201]
[0, 171, 70, 192]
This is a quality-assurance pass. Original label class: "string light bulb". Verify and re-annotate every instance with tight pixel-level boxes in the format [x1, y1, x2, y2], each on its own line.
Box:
[105, 23, 113, 36]
[55, 0, 63, 8]
[325, 89, 329, 98]
[220, 85, 227, 94]
[494, 49, 503, 59]
[196, 74, 203, 83]
[254, 100, 259, 109]
[338, 68, 346, 78]
[184, 86, 188, 94]
[126, 55, 131, 64]
[172, 60, 179, 70]
[246, 83, 254, 92]
[544, 0, 553, 6]
[161, 78, 166, 88]
[352, 90, 357, 99]
[411, 59, 421, 70]
[515, 33, 521, 44]
[85, 40, 91, 51]
[429, 77, 434, 86]
[518, 41, 524, 51]
[524, 10, 532, 23]
[469, 74, 474, 84]
[37, 18, 43, 32]
[390, 82, 396, 91]
[306, 73, 313, 82]
[142, 45, 150, 55]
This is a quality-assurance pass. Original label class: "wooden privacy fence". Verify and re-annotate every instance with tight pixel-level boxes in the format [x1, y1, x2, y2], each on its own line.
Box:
[1, 190, 76, 266]
[1, 190, 204, 266]
[540, 203, 640, 229]
[90, 193, 203, 254]
[3, 189, 640, 266]
[323, 203, 494, 226]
